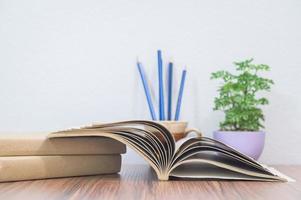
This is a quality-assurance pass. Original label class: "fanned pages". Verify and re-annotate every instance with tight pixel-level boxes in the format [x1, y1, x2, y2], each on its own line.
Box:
[49, 120, 289, 181]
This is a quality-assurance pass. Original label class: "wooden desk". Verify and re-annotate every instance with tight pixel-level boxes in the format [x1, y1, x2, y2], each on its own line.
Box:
[0, 165, 300, 200]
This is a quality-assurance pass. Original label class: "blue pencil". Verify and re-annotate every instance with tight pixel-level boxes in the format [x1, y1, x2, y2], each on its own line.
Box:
[167, 62, 173, 120]
[157, 50, 165, 120]
[137, 62, 157, 120]
[174, 69, 187, 121]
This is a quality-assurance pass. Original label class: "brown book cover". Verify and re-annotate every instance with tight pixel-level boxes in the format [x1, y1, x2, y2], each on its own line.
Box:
[0, 155, 121, 182]
[0, 132, 126, 156]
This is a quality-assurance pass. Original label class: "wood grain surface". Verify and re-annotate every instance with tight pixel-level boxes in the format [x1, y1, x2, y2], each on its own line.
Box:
[0, 165, 300, 200]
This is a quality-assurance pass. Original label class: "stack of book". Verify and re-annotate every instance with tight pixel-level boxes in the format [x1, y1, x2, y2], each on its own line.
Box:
[0, 132, 126, 182]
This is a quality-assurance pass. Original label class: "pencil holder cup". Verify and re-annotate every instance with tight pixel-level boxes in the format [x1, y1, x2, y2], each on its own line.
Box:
[158, 121, 202, 141]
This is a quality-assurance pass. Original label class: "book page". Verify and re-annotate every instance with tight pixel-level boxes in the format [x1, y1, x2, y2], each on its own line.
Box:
[170, 151, 285, 181]
[49, 120, 176, 180]
[173, 137, 265, 171]
[170, 162, 279, 181]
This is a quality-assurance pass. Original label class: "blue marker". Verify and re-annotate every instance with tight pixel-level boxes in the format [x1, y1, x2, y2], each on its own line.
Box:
[167, 62, 173, 120]
[175, 70, 187, 121]
[137, 62, 157, 120]
[158, 50, 165, 120]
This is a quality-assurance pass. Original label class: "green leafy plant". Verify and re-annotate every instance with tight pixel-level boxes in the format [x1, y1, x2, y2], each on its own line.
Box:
[211, 59, 274, 131]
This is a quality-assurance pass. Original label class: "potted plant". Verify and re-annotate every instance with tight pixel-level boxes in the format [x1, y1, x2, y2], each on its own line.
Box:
[211, 59, 274, 160]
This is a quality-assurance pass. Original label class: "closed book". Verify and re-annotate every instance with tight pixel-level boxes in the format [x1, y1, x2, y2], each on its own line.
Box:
[0, 132, 126, 156]
[0, 155, 121, 182]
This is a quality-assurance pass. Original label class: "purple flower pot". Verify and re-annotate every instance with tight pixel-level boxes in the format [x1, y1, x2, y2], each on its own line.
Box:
[213, 131, 265, 160]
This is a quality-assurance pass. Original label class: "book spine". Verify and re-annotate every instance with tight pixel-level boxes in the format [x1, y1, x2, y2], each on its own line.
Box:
[0, 155, 121, 182]
[0, 137, 126, 156]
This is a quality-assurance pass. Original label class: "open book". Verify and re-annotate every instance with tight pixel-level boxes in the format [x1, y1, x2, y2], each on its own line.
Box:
[49, 120, 290, 181]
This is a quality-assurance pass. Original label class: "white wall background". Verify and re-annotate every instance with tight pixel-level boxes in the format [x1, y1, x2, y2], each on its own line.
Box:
[0, 0, 301, 164]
